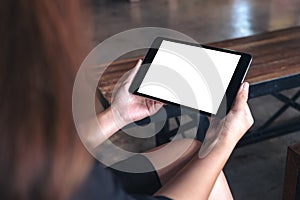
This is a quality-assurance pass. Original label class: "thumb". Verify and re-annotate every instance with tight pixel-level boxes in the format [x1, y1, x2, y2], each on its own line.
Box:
[127, 59, 142, 81]
[231, 82, 249, 112]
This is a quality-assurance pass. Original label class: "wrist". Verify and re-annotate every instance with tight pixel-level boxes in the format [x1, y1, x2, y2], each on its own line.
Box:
[109, 106, 127, 129]
[200, 128, 237, 158]
[204, 126, 237, 149]
[216, 131, 239, 150]
[97, 107, 124, 138]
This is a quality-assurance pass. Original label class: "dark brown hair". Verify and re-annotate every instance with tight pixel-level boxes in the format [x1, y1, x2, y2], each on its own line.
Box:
[0, 0, 92, 199]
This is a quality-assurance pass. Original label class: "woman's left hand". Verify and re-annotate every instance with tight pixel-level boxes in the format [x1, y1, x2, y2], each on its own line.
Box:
[111, 59, 163, 128]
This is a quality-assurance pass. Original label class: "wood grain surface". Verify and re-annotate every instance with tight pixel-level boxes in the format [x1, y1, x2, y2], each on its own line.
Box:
[98, 27, 300, 103]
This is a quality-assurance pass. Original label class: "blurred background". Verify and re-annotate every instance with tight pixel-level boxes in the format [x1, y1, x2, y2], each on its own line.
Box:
[91, 0, 300, 43]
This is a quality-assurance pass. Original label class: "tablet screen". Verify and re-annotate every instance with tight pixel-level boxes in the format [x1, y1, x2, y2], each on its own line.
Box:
[136, 40, 242, 114]
[130, 38, 252, 115]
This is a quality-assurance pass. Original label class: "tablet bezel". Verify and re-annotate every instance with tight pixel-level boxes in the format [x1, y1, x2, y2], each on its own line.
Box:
[129, 37, 252, 116]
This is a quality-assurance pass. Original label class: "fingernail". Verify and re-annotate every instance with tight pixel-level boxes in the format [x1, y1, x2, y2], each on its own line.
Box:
[136, 59, 142, 67]
[243, 82, 249, 91]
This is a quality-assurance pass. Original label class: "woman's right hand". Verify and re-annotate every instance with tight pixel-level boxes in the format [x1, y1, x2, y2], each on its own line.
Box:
[221, 82, 254, 144]
[212, 82, 254, 147]
[156, 82, 254, 200]
[200, 82, 254, 157]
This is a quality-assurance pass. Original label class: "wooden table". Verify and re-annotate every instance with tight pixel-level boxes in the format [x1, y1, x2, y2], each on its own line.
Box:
[98, 26, 300, 146]
[283, 143, 300, 200]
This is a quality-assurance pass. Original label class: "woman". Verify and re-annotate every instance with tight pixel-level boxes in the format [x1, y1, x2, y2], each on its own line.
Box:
[0, 0, 253, 199]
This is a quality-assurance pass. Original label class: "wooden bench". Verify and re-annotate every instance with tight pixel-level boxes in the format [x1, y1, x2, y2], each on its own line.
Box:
[98, 26, 300, 146]
[283, 143, 300, 200]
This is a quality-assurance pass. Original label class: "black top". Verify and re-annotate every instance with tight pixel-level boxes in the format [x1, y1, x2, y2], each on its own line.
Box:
[72, 155, 171, 200]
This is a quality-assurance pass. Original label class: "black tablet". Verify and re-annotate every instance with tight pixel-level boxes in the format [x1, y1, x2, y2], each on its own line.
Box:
[129, 37, 252, 116]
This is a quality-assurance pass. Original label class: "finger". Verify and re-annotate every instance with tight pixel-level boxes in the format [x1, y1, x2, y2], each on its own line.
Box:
[152, 99, 163, 105]
[231, 82, 249, 111]
[208, 116, 212, 123]
[128, 59, 142, 81]
[149, 100, 163, 114]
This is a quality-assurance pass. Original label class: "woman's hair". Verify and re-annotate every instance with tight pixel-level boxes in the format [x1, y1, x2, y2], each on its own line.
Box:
[0, 0, 92, 199]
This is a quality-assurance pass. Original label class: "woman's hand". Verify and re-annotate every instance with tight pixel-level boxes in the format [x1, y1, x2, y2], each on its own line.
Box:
[156, 83, 253, 200]
[111, 59, 163, 128]
[94, 60, 163, 147]
[199, 82, 254, 157]
[219, 82, 254, 145]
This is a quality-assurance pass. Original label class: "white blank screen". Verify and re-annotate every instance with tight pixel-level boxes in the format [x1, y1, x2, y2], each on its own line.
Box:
[137, 40, 241, 114]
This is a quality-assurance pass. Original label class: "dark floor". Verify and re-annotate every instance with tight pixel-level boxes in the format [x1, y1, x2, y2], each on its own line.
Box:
[92, 0, 300, 199]
[92, 0, 300, 44]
